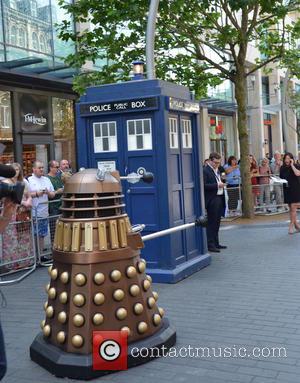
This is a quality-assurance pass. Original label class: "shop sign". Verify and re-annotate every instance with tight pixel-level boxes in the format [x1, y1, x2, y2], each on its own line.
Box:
[169, 97, 200, 113]
[19, 93, 49, 133]
[80, 97, 158, 115]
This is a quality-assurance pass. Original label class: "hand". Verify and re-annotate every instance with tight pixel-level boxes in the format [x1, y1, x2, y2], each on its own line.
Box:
[290, 159, 294, 166]
[56, 188, 64, 194]
[218, 182, 225, 188]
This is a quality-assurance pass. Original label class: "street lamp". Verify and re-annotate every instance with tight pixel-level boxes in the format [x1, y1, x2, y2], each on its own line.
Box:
[146, 0, 160, 79]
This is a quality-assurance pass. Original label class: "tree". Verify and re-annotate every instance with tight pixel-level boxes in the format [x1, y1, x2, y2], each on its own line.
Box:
[58, 0, 300, 217]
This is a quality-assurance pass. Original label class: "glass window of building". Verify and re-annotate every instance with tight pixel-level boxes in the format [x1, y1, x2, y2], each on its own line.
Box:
[52, 98, 76, 171]
[262, 76, 270, 105]
[127, 119, 152, 151]
[93, 122, 117, 153]
[181, 119, 192, 148]
[40, 34, 46, 52]
[30, 0, 38, 17]
[18, 28, 26, 47]
[32, 32, 39, 51]
[0, 91, 13, 164]
[10, 25, 17, 45]
[2, 0, 76, 63]
[10, 0, 18, 10]
[52, 0, 75, 59]
[169, 117, 179, 149]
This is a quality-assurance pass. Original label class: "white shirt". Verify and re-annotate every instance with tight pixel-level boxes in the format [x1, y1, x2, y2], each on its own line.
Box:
[28, 175, 54, 218]
[208, 163, 224, 195]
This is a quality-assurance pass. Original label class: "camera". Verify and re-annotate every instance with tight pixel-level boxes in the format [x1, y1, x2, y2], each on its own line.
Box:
[0, 182, 25, 204]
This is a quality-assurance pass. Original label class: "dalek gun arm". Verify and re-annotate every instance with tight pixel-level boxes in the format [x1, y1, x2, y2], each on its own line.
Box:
[142, 216, 207, 242]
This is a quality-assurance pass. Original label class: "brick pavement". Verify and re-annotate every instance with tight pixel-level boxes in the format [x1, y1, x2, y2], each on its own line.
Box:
[1, 220, 300, 383]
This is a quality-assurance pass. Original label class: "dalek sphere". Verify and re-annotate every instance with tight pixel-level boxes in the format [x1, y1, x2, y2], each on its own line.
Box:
[30, 169, 176, 380]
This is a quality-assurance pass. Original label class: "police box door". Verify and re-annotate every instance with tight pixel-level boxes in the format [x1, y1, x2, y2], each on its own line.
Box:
[168, 113, 201, 264]
[87, 113, 157, 228]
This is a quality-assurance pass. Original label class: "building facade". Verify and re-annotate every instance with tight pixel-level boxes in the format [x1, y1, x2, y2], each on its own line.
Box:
[0, 0, 77, 176]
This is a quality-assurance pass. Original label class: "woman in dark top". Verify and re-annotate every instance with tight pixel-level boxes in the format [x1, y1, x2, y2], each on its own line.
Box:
[280, 152, 300, 234]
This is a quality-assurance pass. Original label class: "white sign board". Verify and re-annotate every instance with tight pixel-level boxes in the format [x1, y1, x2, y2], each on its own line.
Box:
[97, 161, 116, 172]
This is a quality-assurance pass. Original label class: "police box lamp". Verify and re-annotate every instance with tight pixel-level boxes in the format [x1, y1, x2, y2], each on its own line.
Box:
[132, 60, 145, 80]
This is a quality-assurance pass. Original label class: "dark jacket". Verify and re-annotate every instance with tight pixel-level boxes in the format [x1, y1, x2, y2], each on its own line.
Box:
[203, 165, 225, 214]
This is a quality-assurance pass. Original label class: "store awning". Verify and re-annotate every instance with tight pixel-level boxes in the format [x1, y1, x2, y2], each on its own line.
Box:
[0, 58, 83, 85]
[200, 98, 237, 111]
[263, 104, 281, 115]
[0, 58, 44, 69]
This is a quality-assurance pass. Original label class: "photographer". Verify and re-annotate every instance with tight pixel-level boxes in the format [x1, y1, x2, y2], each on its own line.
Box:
[0, 164, 19, 381]
[0, 199, 15, 381]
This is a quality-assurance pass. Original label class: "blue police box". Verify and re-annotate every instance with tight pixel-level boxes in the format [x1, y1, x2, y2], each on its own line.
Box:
[76, 79, 211, 283]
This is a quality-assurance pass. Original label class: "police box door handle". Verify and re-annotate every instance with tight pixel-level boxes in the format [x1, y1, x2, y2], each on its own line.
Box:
[127, 189, 131, 194]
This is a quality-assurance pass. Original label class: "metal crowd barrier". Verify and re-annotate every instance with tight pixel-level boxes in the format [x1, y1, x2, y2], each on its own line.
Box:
[224, 178, 289, 219]
[225, 185, 242, 218]
[0, 199, 62, 283]
[0, 212, 36, 285]
[252, 181, 289, 215]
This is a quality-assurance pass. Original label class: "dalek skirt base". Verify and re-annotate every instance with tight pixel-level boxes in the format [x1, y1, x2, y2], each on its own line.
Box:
[30, 318, 176, 380]
[30, 169, 176, 380]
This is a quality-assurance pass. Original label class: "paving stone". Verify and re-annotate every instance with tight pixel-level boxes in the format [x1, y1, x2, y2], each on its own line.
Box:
[1, 223, 300, 383]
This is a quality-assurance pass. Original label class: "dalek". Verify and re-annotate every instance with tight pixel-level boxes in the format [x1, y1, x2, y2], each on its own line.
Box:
[30, 169, 176, 380]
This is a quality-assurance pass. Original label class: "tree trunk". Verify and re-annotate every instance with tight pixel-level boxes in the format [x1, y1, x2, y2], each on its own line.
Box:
[234, 74, 254, 218]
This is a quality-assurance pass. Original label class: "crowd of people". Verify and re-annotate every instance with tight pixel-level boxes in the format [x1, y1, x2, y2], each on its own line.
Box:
[204, 151, 300, 216]
[0, 159, 72, 271]
[203, 150, 300, 252]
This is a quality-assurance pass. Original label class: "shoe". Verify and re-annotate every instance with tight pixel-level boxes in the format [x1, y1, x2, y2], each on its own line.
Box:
[216, 245, 227, 249]
[208, 247, 220, 253]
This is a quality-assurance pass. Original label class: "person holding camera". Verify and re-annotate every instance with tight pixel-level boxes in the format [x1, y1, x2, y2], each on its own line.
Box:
[0, 164, 19, 382]
[203, 152, 227, 253]
[28, 161, 55, 252]
[280, 152, 300, 234]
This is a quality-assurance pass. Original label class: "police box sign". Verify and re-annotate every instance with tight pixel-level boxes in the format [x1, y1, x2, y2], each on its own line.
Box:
[80, 97, 158, 115]
[169, 97, 200, 113]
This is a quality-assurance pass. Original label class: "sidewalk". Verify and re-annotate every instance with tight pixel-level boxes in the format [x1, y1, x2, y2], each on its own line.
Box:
[223, 212, 290, 226]
[1, 220, 300, 383]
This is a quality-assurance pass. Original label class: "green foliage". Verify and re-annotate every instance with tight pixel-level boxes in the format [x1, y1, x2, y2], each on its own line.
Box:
[57, 0, 300, 96]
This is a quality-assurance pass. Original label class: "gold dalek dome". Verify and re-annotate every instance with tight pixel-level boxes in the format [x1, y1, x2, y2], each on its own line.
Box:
[30, 169, 176, 379]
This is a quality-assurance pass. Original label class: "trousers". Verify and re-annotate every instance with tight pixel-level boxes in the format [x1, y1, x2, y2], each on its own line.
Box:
[0, 321, 6, 381]
[206, 195, 224, 247]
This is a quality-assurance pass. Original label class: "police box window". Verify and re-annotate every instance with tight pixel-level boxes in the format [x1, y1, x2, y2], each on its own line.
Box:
[127, 118, 152, 151]
[93, 121, 117, 152]
[169, 117, 179, 149]
[181, 119, 192, 148]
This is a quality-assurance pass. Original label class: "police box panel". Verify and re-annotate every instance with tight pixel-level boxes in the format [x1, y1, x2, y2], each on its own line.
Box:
[122, 113, 160, 266]
[88, 115, 123, 173]
[166, 100, 202, 263]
